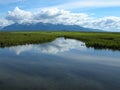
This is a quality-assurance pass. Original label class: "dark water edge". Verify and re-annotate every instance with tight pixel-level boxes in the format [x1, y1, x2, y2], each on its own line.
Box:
[0, 38, 120, 90]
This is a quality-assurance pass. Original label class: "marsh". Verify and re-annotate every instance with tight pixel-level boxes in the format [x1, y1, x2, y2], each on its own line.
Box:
[0, 38, 120, 90]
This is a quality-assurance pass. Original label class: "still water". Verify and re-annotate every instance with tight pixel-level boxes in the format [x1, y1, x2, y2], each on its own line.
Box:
[0, 38, 120, 90]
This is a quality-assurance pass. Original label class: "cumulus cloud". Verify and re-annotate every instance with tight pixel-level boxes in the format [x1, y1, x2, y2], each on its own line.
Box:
[0, 7, 120, 31]
[33, 8, 91, 25]
[6, 7, 33, 24]
[9, 38, 86, 55]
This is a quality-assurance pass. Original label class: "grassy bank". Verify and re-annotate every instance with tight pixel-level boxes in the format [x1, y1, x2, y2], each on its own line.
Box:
[0, 32, 120, 50]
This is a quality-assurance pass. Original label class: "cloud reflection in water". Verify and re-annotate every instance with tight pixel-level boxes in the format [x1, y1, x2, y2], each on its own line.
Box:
[9, 38, 86, 55]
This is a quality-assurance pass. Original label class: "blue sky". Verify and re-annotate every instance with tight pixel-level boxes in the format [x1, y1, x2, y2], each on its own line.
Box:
[0, 0, 120, 31]
[1, 0, 120, 17]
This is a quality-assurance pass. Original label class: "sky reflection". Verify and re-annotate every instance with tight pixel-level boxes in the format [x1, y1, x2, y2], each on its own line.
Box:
[9, 37, 86, 55]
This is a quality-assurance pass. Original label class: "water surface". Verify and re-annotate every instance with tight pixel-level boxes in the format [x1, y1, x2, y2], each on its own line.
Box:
[0, 38, 120, 90]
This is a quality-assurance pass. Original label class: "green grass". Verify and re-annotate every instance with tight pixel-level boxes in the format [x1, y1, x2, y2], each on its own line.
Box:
[0, 32, 120, 50]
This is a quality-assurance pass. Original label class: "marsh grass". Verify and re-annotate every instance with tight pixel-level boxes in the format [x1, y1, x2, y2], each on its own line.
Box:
[0, 32, 120, 50]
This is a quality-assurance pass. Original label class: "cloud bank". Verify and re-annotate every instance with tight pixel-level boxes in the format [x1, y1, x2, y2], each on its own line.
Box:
[1, 7, 120, 31]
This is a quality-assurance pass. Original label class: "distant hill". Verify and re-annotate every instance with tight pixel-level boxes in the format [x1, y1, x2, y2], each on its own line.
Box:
[1, 22, 102, 32]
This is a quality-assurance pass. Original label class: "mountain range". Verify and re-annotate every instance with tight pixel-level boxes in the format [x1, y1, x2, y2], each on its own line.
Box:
[1, 22, 103, 32]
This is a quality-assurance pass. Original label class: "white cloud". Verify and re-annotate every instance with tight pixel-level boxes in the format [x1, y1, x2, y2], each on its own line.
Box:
[84, 16, 120, 32]
[0, 7, 120, 31]
[34, 8, 91, 25]
[6, 7, 33, 24]
[0, 18, 13, 27]
[53, 0, 120, 10]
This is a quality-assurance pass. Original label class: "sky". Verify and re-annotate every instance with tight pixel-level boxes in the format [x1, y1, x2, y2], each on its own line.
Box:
[0, 0, 120, 31]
